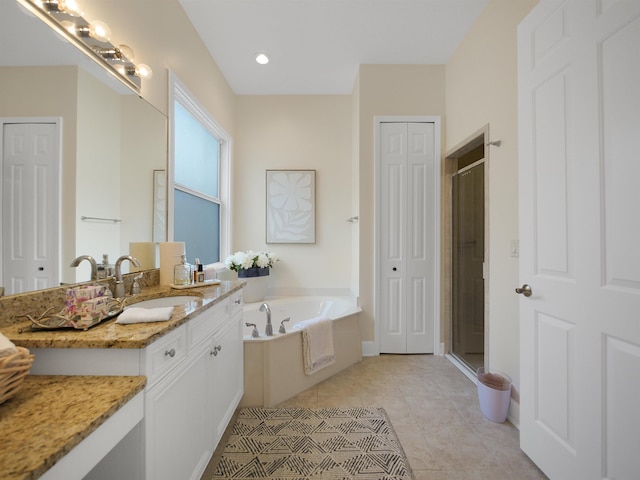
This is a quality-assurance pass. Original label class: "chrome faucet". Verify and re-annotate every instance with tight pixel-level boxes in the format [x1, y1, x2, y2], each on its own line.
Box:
[113, 255, 142, 298]
[70, 255, 98, 281]
[259, 302, 273, 336]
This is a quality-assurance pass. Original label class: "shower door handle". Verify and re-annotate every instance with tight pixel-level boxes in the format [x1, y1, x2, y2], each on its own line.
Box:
[515, 284, 532, 297]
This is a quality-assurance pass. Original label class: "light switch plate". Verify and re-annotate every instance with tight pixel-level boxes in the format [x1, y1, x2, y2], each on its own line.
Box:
[510, 239, 519, 258]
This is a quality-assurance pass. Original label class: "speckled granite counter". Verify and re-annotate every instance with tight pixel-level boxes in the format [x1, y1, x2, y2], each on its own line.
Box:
[0, 375, 146, 480]
[1, 281, 244, 349]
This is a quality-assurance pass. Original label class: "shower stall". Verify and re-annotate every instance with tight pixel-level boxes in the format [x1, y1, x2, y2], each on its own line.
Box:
[451, 146, 485, 372]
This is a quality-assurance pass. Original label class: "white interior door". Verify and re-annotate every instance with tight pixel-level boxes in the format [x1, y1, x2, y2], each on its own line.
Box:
[379, 121, 436, 354]
[518, 1, 640, 478]
[2, 122, 59, 294]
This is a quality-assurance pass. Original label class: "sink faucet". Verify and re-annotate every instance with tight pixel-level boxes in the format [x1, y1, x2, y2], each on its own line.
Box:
[259, 303, 273, 336]
[113, 255, 142, 298]
[70, 255, 98, 281]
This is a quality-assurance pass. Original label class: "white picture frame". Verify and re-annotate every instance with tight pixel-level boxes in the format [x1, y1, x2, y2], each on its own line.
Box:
[266, 170, 316, 244]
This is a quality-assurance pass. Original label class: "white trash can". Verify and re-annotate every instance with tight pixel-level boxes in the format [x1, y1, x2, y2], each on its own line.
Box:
[477, 367, 511, 423]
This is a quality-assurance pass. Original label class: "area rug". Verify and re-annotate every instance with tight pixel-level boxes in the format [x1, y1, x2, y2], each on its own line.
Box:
[213, 407, 414, 480]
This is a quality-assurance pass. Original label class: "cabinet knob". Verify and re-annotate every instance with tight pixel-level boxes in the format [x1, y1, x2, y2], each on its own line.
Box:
[234, 299, 241, 305]
[165, 348, 176, 358]
[211, 345, 222, 356]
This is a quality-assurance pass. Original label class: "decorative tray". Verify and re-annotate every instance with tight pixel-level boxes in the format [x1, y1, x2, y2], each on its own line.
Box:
[170, 279, 220, 290]
[18, 298, 126, 332]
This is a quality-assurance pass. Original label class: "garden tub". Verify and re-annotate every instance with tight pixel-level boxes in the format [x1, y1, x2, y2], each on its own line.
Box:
[240, 296, 362, 407]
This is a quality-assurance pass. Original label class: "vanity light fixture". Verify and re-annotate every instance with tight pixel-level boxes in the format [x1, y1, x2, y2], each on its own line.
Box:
[255, 53, 269, 65]
[94, 44, 134, 62]
[40, 0, 83, 17]
[77, 20, 111, 42]
[18, 0, 152, 94]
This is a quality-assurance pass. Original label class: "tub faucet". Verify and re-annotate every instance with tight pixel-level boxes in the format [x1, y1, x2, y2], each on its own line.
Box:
[113, 255, 142, 298]
[279, 317, 290, 334]
[259, 303, 273, 336]
[70, 255, 98, 281]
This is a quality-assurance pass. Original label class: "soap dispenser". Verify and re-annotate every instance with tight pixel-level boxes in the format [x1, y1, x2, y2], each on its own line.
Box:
[96, 254, 115, 279]
[173, 254, 192, 286]
[193, 258, 205, 283]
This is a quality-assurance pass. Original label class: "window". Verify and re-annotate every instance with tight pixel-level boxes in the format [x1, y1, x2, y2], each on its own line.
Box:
[169, 73, 231, 267]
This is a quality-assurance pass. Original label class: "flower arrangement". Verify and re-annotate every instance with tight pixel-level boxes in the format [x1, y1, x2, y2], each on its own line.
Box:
[224, 250, 278, 272]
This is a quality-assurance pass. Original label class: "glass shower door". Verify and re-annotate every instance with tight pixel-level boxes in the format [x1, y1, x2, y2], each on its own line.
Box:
[452, 163, 485, 371]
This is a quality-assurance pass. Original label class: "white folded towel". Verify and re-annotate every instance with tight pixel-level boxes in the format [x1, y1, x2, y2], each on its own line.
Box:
[0, 331, 18, 358]
[116, 306, 175, 324]
[294, 317, 335, 375]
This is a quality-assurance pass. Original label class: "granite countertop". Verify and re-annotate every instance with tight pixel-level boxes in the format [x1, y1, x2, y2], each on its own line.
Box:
[2, 281, 244, 349]
[0, 375, 146, 480]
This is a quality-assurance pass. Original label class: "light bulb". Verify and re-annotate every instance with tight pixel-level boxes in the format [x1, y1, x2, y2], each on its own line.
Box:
[88, 20, 110, 42]
[134, 64, 153, 79]
[255, 53, 269, 65]
[59, 0, 83, 16]
[117, 44, 134, 62]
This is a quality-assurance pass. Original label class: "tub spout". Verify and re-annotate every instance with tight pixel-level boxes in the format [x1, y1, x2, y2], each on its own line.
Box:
[259, 302, 272, 336]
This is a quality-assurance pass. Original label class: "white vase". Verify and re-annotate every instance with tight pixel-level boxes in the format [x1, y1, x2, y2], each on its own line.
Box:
[242, 276, 269, 303]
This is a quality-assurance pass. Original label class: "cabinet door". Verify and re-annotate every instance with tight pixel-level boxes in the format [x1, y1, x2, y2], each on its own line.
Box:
[209, 311, 244, 445]
[145, 345, 211, 480]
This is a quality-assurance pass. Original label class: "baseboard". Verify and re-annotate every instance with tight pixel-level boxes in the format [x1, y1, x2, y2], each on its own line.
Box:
[507, 399, 520, 429]
[361, 341, 378, 357]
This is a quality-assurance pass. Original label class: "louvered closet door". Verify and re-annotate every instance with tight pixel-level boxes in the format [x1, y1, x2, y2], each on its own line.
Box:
[379, 122, 435, 354]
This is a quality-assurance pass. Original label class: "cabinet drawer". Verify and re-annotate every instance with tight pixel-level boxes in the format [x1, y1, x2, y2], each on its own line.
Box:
[227, 290, 243, 317]
[145, 326, 187, 385]
[188, 302, 227, 349]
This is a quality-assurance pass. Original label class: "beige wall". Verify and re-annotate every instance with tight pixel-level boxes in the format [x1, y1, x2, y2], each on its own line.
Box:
[356, 65, 446, 340]
[445, 0, 539, 415]
[76, 68, 122, 282]
[119, 96, 167, 258]
[90, 0, 236, 136]
[234, 95, 353, 295]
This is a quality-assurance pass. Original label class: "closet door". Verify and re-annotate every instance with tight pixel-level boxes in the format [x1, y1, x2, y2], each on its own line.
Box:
[379, 122, 435, 354]
[2, 122, 59, 294]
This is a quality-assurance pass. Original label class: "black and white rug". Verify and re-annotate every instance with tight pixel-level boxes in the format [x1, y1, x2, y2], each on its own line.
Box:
[213, 407, 414, 480]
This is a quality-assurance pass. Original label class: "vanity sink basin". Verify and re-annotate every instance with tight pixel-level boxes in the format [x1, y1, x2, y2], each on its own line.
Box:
[128, 295, 201, 309]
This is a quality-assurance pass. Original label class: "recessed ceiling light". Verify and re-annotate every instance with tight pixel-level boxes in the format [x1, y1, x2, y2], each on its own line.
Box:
[255, 53, 269, 65]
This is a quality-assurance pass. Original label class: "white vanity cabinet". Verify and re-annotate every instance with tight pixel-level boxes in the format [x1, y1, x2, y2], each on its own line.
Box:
[210, 291, 244, 445]
[145, 290, 244, 480]
[28, 288, 244, 480]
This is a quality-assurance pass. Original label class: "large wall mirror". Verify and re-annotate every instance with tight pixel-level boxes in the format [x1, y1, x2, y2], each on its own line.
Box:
[0, 0, 167, 295]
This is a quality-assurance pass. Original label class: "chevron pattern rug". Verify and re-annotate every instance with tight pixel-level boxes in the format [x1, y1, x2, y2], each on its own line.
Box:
[212, 407, 414, 480]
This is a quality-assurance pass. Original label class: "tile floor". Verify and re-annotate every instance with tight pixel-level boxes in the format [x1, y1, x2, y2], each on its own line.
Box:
[203, 354, 549, 480]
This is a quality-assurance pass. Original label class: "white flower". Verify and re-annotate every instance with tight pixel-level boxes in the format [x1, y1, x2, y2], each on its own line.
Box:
[224, 250, 278, 272]
[255, 253, 270, 268]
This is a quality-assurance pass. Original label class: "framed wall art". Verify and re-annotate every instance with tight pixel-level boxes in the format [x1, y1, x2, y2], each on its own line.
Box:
[266, 169, 316, 244]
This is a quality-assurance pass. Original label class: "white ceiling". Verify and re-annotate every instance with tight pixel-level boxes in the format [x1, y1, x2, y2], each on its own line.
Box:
[178, 0, 489, 95]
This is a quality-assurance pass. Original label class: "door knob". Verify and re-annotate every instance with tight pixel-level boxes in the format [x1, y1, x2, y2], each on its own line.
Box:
[515, 284, 532, 297]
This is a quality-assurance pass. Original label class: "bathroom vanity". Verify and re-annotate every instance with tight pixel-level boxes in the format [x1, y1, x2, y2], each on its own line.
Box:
[2, 281, 244, 480]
